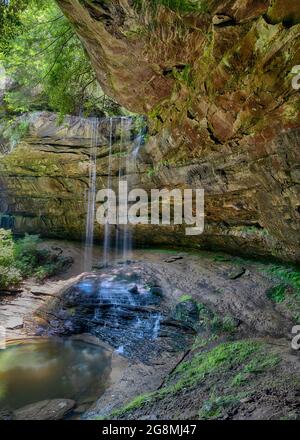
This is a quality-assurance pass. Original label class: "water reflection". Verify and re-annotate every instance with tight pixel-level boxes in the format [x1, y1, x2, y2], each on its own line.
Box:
[0, 338, 111, 412]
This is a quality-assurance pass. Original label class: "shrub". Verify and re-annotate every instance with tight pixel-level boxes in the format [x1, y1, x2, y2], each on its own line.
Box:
[0, 266, 22, 289]
[0, 229, 15, 267]
[14, 233, 41, 276]
[0, 229, 72, 289]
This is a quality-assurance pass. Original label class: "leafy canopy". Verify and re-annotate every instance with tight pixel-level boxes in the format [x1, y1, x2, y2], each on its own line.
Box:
[0, 0, 125, 118]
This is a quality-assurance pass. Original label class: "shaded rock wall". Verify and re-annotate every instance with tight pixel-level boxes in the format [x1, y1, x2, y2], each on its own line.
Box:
[51, 0, 300, 262]
[0, 111, 297, 262]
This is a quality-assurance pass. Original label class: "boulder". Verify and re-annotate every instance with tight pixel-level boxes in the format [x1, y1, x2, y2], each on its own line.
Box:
[14, 399, 76, 420]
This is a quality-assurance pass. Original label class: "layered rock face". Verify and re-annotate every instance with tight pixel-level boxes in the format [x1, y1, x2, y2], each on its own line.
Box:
[0, 110, 294, 261]
[52, 0, 300, 262]
[0, 112, 128, 239]
[0, 0, 300, 262]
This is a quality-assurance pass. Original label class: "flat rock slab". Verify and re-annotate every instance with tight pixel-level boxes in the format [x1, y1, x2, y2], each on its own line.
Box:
[30, 287, 56, 296]
[5, 317, 23, 330]
[227, 267, 246, 280]
[164, 256, 184, 263]
[14, 399, 76, 420]
[0, 289, 22, 296]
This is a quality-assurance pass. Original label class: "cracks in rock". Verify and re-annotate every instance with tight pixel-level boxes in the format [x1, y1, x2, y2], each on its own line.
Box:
[37, 148, 87, 156]
[83, 0, 126, 35]
[186, 164, 211, 185]
[206, 124, 222, 145]
[212, 14, 236, 28]
[186, 109, 198, 122]
[156, 114, 164, 124]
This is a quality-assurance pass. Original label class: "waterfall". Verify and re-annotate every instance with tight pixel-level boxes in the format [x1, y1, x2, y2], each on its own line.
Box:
[84, 116, 140, 268]
[103, 116, 133, 266]
[103, 117, 113, 267]
[84, 118, 99, 272]
[114, 118, 122, 260]
[119, 117, 133, 262]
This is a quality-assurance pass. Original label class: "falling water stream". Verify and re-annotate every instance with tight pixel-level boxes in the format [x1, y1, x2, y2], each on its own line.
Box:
[118, 117, 133, 262]
[103, 116, 134, 266]
[103, 117, 113, 267]
[84, 118, 99, 272]
[82, 116, 162, 358]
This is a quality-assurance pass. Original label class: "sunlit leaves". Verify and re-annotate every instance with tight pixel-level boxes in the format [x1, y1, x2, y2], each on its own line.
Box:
[0, 0, 123, 118]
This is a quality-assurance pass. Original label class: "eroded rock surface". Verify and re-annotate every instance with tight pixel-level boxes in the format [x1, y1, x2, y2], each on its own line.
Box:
[14, 399, 76, 421]
[54, 0, 300, 262]
[0, 1, 300, 261]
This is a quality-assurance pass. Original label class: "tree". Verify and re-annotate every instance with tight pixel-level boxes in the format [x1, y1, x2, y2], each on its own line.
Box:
[0, 0, 125, 118]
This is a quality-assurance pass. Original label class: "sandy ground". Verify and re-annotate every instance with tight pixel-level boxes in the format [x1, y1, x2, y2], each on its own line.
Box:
[1, 241, 299, 420]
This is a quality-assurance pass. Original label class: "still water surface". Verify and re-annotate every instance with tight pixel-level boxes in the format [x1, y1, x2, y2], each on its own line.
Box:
[0, 338, 112, 411]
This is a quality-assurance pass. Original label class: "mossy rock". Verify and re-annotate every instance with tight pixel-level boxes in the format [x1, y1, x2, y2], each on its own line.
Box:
[172, 298, 200, 327]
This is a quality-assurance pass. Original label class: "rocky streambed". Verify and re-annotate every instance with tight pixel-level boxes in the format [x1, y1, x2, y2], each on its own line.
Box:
[0, 242, 300, 420]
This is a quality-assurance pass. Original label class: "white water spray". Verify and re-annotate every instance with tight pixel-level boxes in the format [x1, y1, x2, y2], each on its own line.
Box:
[84, 118, 99, 272]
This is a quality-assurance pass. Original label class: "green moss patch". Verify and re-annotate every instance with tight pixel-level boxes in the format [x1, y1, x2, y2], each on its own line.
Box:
[104, 340, 280, 420]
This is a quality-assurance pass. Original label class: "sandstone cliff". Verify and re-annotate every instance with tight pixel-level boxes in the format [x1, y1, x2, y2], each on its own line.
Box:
[0, 0, 300, 262]
[53, 0, 300, 261]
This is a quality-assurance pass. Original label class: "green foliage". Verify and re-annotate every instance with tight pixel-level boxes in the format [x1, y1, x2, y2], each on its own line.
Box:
[198, 346, 280, 419]
[196, 302, 237, 335]
[147, 166, 156, 178]
[1, 117, 30, 147]
[266, 284, 287, 303]
[109, 393, 153, 418]
[172, 64, 193, 87]
[0, 0, 30, 54]
[14, 233, 71, 279]
[199, 392, 245, 419]
[230, 352, 280, 387]
[263, 264, 300, 322]
[265, 265, 300, 297]
[0, 266, 22, 289]
[0, 229, 71, 289]
[0, 229, 22, 288]
[173, 340, 259, 380]
[0, 229, 15, 267]
[103, 339, 282, 420]
[14, 233, 42, 277]
[178, 294, 193, 302]
[107, 340, 264, 419]
[0, 0, 125, 119]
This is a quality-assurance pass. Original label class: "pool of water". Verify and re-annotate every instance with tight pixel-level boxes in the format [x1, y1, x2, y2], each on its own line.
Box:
[0, 338, 112, 413]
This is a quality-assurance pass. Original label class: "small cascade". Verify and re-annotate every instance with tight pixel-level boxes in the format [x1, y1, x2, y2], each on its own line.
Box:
[64, 266, 167, 361]
[132, 117, 147, 160]
[84, 118, 99, 272]
[152, 314, 161, 340]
